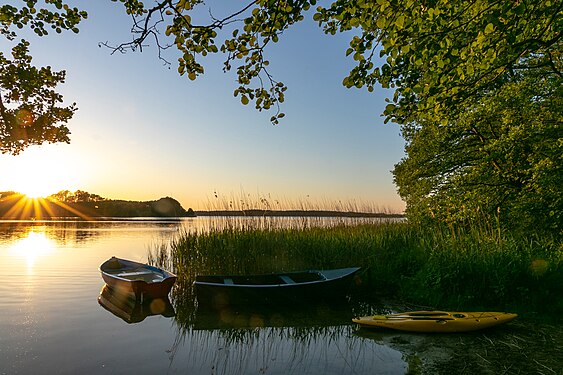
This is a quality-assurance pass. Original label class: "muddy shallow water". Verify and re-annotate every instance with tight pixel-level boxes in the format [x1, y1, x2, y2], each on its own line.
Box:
[356, 317, 562, 374]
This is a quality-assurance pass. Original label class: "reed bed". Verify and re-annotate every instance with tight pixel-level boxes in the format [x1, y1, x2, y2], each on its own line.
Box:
[201, 190, 397, 215]
[150, 217, 562, 317]
[149, 213, 562, 375]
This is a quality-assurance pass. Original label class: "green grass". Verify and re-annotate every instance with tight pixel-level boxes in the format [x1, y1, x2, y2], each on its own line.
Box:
[150, 218, 562, 315]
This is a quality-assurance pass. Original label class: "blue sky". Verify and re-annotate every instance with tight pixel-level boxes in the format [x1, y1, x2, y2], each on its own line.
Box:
[0, 1, 406, 212]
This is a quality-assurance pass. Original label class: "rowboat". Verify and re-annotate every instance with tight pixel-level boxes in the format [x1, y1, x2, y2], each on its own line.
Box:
[99, 256, 177, 300]
[97, 284, 175, 324]
[194, 267, 361, 309]
[352, 311, 518, 333]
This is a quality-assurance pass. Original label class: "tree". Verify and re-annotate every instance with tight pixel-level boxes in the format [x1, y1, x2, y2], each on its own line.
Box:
[393, 67, 561, 233]
[48, 190, 107, 202]
[106, 0, 321, 124]
[3, 1, 561, 231]
[107, 0, 561, 125]
[316, 0, 562, 124]
[0, 1, 87, 155]
[108, 0, 560, 231]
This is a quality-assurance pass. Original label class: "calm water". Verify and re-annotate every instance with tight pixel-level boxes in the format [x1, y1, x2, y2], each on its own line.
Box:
[2, 219, 560, 375]
[0, 219, 406, 375]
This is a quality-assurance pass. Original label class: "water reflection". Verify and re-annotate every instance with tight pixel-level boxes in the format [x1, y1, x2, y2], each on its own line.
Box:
[0, 219, 412, 374]
[169, 305, 404, 374]
[192, 303, 353, 331]
[97, 284, 175, 324]
[353, 323, 553, 374]
[157, 274, 406, 374]
[7, 230, 54, 272]
[0, 219, 184, 246]
[170, 325, 405, 375]
[0, 217, 397, 247]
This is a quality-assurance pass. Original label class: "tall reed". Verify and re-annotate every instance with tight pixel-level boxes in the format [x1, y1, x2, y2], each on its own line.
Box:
[150, 217, 561, 316]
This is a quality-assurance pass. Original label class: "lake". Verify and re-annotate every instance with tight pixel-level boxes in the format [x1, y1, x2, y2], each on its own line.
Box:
[0, 218, 406, 375]
[0, 219, 560, 375]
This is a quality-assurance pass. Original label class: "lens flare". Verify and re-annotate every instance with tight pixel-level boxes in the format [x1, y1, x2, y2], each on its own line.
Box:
[16, 109, 34, 127]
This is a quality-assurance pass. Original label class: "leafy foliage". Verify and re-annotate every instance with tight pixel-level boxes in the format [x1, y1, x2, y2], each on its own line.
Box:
[48, 189, 107, 202]
[393, 69, 562, 233]
[0, 1, 87, 155]
[315, 0, 562, 124]
[107, 0, 561, 127]
[2, 1, 560, 232]
[107, 0, 322, 124]
[312, 0, 562, 233]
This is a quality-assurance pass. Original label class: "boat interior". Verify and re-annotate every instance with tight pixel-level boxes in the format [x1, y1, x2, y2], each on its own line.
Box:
[116, 270, 164, 283]
[197, 271, 325, 285]
[104, 265, 165, 282]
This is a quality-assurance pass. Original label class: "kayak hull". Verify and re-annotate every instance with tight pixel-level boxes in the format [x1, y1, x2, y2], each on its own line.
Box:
[353, 311, 518, 333]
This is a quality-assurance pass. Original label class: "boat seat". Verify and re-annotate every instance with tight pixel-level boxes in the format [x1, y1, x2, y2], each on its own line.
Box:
[117, 270, 154, 277]
[280, 275, 295, 284]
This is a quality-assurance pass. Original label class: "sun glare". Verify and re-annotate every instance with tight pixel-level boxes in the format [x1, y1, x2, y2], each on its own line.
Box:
[15, 175, 70, 199]
[6, 148, 78, 198]
[9, 231, 54, 271]
[21, 189, 50, 200]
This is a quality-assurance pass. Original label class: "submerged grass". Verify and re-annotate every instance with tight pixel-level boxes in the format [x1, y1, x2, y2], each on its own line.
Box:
[150, 218, 562, 316]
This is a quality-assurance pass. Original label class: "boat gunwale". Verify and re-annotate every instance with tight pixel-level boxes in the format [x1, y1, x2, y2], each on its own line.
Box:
[99, 257, 176, 284]
[194, 267, 360, 288]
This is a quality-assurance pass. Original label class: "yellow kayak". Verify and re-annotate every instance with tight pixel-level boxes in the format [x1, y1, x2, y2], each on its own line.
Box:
[352, 311, 518, 333]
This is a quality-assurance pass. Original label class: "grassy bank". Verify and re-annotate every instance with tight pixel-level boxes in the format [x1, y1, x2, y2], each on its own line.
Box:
[151, 220, 562, 315]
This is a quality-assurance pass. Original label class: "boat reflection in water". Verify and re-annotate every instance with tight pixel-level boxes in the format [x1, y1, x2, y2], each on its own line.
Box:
[98, 284, 175, 324]
[192, 302, 353, 331]
[166, 297, 408, 374]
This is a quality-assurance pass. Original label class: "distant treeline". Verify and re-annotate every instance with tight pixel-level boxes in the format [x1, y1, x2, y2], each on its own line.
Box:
[0, 190, 401, 219]
[194, 209, 404, 218]
[0, 191, 195, 219]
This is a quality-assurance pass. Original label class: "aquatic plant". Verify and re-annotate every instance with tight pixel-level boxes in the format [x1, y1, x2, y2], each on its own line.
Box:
[149, 217, 562, 320]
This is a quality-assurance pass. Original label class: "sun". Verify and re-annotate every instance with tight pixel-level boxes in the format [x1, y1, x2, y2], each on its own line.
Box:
[19, 186, 53, 199]
[15, 177, 67, 199]
[6, 148, 78, 198]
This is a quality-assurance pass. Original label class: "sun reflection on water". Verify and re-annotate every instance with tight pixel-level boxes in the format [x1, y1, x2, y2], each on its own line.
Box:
[8, 231, 54, 272]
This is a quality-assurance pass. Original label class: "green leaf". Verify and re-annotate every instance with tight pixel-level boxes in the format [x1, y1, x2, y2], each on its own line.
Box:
[385, 103, 396, 112]
[484, 23, 494, 34]
[395, 16, 405, 28]
[376, 16, 386, 29]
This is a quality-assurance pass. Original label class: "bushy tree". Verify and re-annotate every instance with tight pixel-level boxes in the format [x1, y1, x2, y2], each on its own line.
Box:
[312, 0, 561, 232]
[0, 1, 87, 155]
[393, 68, 561, 233]
[109, 1, 560, 125]
[315, 0, 561, 124]
[48, 190, 106, 202]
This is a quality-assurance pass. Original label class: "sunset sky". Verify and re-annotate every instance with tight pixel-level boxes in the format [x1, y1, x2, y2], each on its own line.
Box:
[0, 2, 406, 212]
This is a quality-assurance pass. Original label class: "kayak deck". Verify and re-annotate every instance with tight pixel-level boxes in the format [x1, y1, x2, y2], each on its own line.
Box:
[353, 311, 518, 333]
